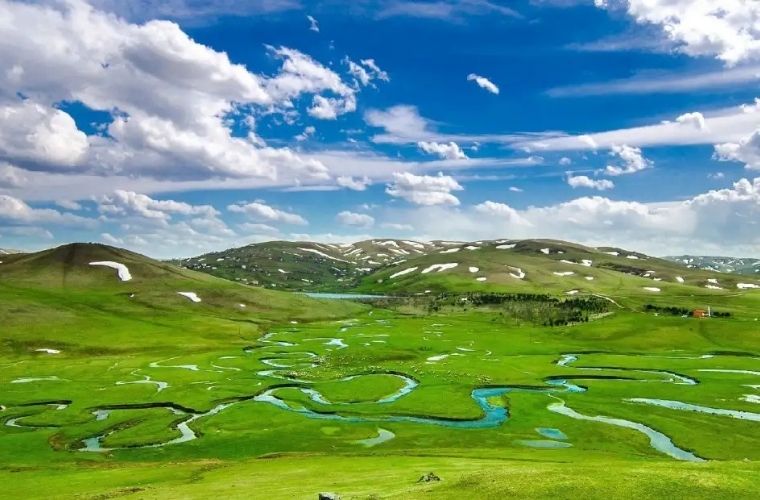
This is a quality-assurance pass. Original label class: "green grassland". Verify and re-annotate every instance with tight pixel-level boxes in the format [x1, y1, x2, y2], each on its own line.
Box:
[1, 243, 759, 499]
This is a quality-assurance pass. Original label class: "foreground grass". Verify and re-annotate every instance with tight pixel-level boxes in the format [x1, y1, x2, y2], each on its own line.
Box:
[2, 455, 758, 499]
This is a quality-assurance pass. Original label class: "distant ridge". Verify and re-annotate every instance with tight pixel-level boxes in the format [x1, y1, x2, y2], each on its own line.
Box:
[173, 239, 760, 295]
[665, 255, 760, 276]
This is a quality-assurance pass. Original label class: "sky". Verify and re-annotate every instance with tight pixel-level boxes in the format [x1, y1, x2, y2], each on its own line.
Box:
[0, 0, 759, 258]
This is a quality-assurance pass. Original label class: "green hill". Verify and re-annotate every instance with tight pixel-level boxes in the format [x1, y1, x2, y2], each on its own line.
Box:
[0, 243, 364, 352]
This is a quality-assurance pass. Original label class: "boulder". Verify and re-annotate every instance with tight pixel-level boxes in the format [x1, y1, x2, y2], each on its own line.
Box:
[417, 472, 441, 483]
[318, 493, 340, 500]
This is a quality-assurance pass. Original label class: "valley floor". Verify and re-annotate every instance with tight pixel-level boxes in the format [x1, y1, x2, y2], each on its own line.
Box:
[2, 304, 759, 499]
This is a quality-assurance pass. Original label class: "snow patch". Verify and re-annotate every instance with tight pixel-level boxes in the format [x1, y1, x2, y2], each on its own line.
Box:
[421, 263, 458, 274]
[89, 261, 132, 282]
[496, 244, 516, 249]
[468, 266, 479, 273]
[390, 267, 418, 279]
[553, 271, 574, 277]
[737, 283, 760, 289]
[643, 287, 661, 292]
[35, 348, 60, 354]
[177, 292, 201, 303]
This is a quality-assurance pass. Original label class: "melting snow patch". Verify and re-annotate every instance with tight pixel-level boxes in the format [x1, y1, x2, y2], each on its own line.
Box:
[643, 287, 661, 292]
[89, 261, 132, 281]
[469, 267, 479, 273]
[738, 283, 760, 289]
[35, 348, 60, 354]
[705, 285, 723, 290]
[675, 276, 685, 283]
[476, 277, 487, 282]
[565, 290, 579, 295]
[581, 260, 593, 267]
[440, 248, 460, 254]
[626, 255, 640, 260]
[508, 266, 525, 279]
[278, 269, 288, 274]
[585, 276, 594, 281]
[496, 244, 516, 249]
[421, 263, 458, 274]
[177, 292, 201, 303]
[540, 248, 550, 254]
[298, 247, 350, 263]
[707, 278, 719, 284]
[604, 251, 619, 256]
[464, 245, 479, 250]
[553, 271, 574, 277]
[390, 267, 418, 279]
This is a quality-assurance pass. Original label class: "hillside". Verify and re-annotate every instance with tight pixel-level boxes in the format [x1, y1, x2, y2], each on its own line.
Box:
[177, 239, 760, 305]
[666, 255, 760, 275]
[175, 239, 438, 291]
[0, 243, 364, 351]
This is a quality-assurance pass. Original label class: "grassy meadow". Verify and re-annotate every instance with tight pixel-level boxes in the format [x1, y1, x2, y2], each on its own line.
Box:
[1, 244, 759, 498]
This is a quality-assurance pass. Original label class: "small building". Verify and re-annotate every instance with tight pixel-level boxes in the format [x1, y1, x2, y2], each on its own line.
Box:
[692, 309, 708, 318]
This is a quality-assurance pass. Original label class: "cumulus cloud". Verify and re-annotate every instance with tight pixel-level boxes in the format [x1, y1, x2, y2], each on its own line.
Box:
[336, 175, 371, 191]
[336, 210, 375, 227]
[0, 100, 89, 170]
[417, 141, 468, 160]
[0, 1, 367, 182]
[567, 174, 615, 191]
[467, 73, 500, 94]
[98, 190, 219, 222]
[227, 201, 308, 225]
[386, 172, 463, 206]
[595, 0, 760, 66]
[295, 126, 316, 141]
[715, 129, 760, 170]
[394, 176, 760, 256]
[676, 112, 707, 131]
[604, 145, 652, 176]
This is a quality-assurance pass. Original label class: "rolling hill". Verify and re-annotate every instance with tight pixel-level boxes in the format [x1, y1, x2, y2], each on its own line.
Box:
[0, 243, 364, 351]
[176, 239, 760, 303]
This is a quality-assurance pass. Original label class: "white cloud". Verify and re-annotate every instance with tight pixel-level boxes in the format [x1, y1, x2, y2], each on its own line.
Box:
[467, 73, 500, 94]
[227, 201, 308, 225]
[55, 200, 82, 211]
[517, 98, 760, 151]
[0, 163, 27, 188]
[360, 59, 390, 82]
[559, 157, 572, 166]
[375, 1, 521, 21]
[365, 105, 539, 145]
[0, 1, 363, 182]
[417, 141, 468, 160]
[336, 175, 371, 191]
[98, 190, 219, 222]
[307, 15, 320, 32]
[473, 201, 531, 225]
[676, 112, 708, 131]
[509, 186, 523, 192]
[715, 129, 760, 170]
[0, 194, 91, 226]
[0, 100, 89, 170]
[596, 0, 760, 66]
[396, 176, 760, 256]
[346, 58, 389, 87]
[295, 126, 316, 141]
[548, 65, 760, 97]
[567, 174, 615, 190]
[604, 145, 652, 176]
[386, 172, 463, 206]
[336, 210, 375, 227]
[88, 0, 300, 22]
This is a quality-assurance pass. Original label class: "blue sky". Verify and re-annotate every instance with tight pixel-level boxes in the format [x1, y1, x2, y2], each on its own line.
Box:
[0, 0, 758, 257]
